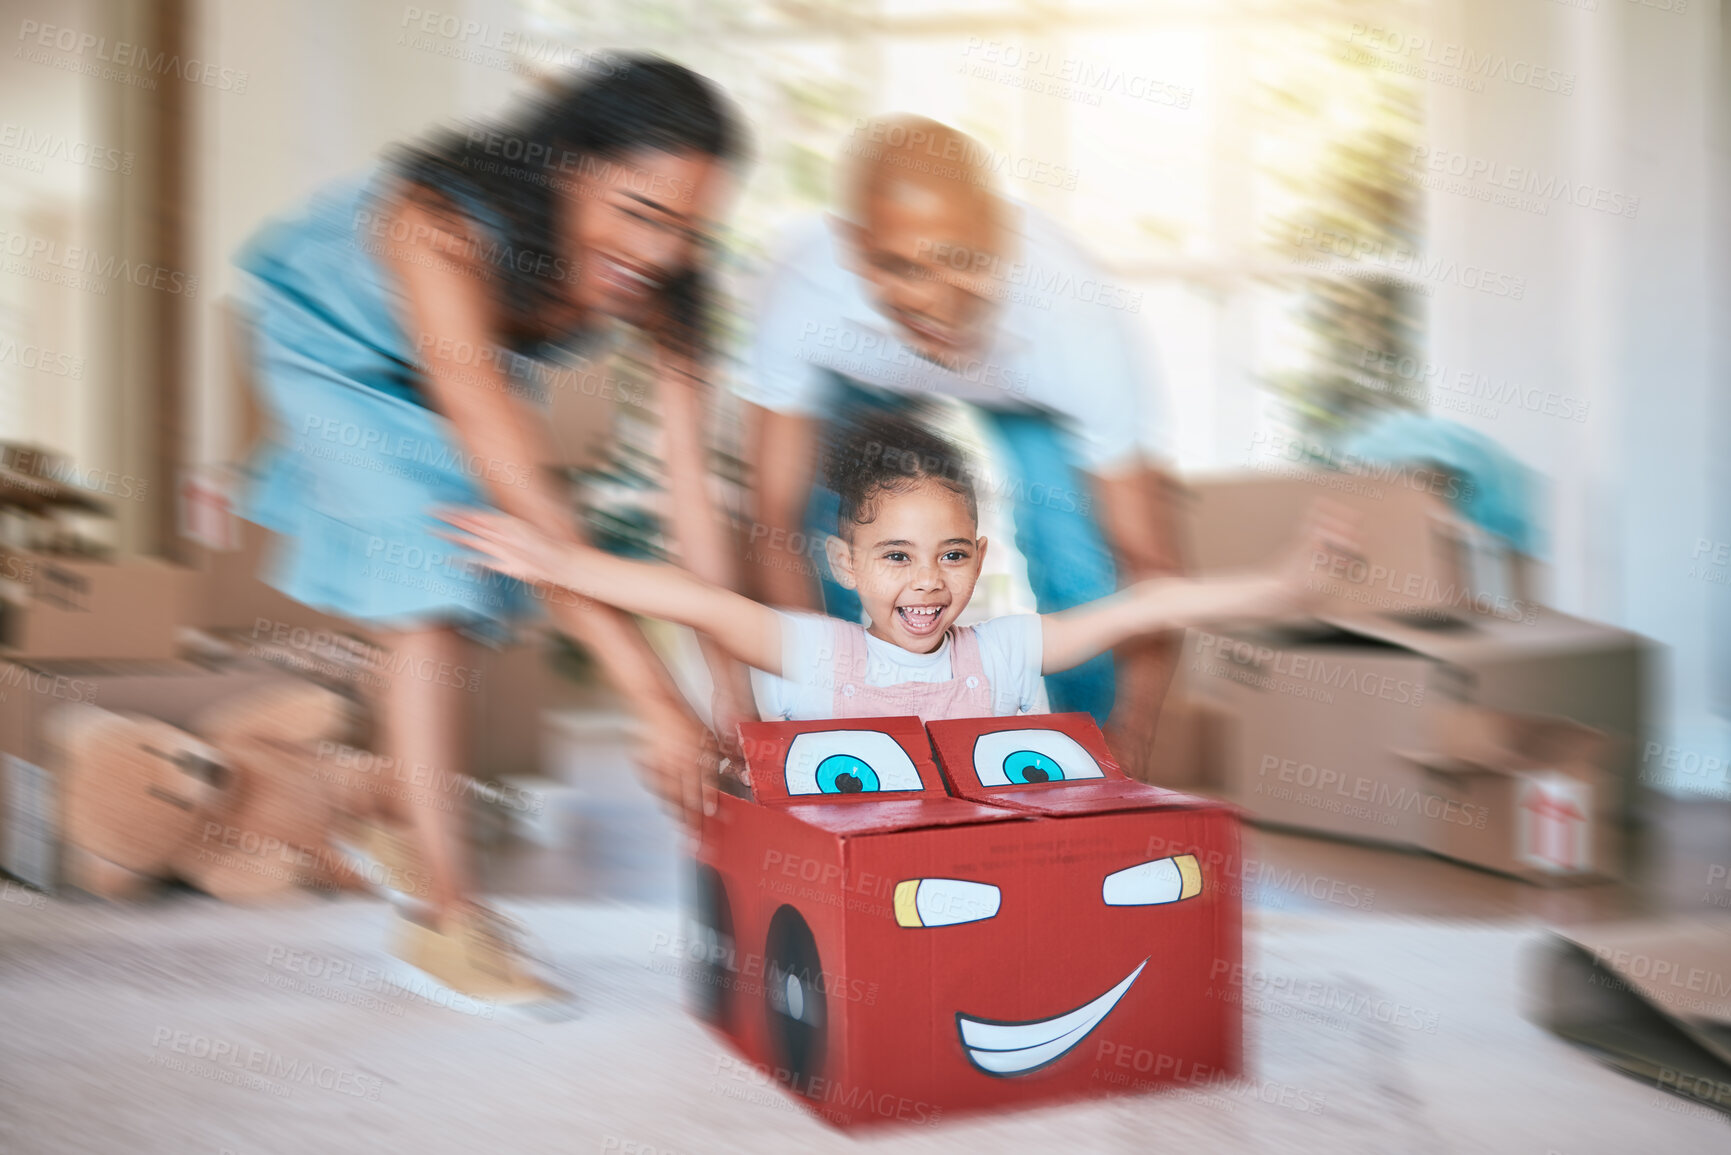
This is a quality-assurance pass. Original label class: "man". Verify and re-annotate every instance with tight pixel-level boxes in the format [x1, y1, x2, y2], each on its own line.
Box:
[735, 114, 1184, 775]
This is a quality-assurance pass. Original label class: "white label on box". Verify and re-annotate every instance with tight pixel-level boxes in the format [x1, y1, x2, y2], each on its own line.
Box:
[1515, 771, 1592, 874]
[2, 753, 56, 890]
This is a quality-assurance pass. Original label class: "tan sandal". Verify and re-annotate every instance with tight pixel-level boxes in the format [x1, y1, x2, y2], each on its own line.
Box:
[328, 816, 433, 914]
[390, 903, 570, 1007]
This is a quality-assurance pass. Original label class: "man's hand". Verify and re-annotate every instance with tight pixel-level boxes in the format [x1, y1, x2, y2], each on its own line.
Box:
[1107, 703, 1164, 784]
[708, 661, 759, 763]
[632, 699, 721, 827]
[1272, 499, 1363, 617]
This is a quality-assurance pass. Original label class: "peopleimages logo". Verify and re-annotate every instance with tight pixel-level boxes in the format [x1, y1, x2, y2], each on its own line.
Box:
[15, 21, 249, 92]
[1291, 225, 1526, 300]
[397, 8, 614, 76]
[846, 118, 1083, 191]
[912, 240, 1144, 313]
[1194, 631, 1428, 707]
[957, 40, 1193, 109]
[1343, 24, 1576, 95]
[1353, 347, 1591, 423]
[711, 1055, 942, 1126]
[1141, 834, 1379, 910]
[0, 121, 132, 173]
[0, 226, 197, 297]
[1408, 146, 1639, 220]
[149, 1028, 382, 1099]
[0, 338, 84, 379]
[1255, 754, 1489, 829]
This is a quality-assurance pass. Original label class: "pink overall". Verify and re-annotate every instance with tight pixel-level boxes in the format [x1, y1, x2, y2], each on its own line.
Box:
[825, 620, 1000, 721]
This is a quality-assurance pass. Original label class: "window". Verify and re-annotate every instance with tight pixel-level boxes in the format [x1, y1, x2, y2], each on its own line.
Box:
[526, 0, 1427, 474]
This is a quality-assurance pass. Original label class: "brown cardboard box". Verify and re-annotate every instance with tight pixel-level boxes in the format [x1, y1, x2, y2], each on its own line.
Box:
[471, 633, 601, 783]
[1184, 610, 1640, 881]
[0, 553, 194, 660]
[185, 518, 353, 640]
[1399, 708, 1621, 883]
[191, 517, 589, 785]
[55, 706, 229, 895]
[1181, 470, 1479, 620]
[1184, 623, 1464, 847]
[1142, 692, 1229, 792]
[1338, 608, 1649, 819]
[0, 658, 315, 889]
[1533, 918, 1731, 1103]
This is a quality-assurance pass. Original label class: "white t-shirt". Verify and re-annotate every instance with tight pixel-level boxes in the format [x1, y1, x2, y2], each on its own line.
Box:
[736, 206, 1170, 472]
[751, 610, 1049, 722]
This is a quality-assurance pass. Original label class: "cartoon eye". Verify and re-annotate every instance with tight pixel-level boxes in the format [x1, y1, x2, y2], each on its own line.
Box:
[816, 755, 877, 793]
[784, 731, 924, 797]
[1102, 855, 1202, 906]
[893, 879, 1001, 927]
[971, 729, 1106, 788]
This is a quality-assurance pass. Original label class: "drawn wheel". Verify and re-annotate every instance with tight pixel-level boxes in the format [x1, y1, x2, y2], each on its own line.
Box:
[765, 904, 827, 1091]
[685, 862, 736, 1028]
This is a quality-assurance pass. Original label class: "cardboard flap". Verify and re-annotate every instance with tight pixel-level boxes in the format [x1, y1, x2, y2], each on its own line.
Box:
[1396, 707, 1610, 779]
[781, 796, 1024, 836]
[1531, 931, 1731, 1085]
[925, 713, 1130, 804]
[1395, 748, 1502, 778]
[1549, 918, 1731, 1033]
[738, 715, 949, 805]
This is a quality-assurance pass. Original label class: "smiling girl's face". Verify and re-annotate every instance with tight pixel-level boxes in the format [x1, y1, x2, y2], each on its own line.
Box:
[825, 478, 987, 654]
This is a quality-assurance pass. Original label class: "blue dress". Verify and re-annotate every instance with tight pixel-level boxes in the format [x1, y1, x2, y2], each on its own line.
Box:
[236, 169, 584, 640]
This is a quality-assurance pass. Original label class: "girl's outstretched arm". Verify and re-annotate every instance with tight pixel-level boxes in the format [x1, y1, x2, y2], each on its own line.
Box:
[439, 509, 786, 678]
[1039, 500, 1361, 675]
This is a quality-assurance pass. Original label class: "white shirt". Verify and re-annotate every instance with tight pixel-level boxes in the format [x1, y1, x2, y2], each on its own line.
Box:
[751, 611, 1050, 722]
[737, 207, 1170, 472]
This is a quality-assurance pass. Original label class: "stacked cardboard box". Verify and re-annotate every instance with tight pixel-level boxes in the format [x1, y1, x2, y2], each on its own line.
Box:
[0, 546, 203, 888]
[0, 552, 194, 660]
[1396, 706, 1620, 882]
[0, 658, 307, 890]
[1178, 470, 1536, 623]
[1149, 468, 1647, 884]
[189, 516, 591, 785]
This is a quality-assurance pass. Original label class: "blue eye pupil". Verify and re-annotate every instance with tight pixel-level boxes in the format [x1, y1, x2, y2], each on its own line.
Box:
[816, 754, 879, 794]
[1004, 750, 1063, 784]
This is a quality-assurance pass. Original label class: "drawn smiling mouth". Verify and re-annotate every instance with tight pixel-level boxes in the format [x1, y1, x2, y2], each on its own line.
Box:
[956, 959, 1147, 1076]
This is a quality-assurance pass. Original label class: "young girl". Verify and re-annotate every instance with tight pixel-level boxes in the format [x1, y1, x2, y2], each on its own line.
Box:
[440, 415, 1359, 725]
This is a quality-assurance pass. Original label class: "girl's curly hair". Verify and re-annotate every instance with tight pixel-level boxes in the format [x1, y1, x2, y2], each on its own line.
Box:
[390, 54, 747, 358]
[824, 411, 978, 537]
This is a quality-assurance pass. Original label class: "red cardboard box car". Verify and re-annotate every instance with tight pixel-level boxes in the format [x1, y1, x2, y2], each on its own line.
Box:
[687, 712, 1243, 1128]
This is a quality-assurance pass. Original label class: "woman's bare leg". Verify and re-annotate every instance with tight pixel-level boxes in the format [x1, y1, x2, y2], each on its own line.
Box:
[370, 623, 473, 922]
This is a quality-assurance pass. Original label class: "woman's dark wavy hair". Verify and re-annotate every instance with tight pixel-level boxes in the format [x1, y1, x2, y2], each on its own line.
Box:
[825, 411, 979, 537]
[390, 55, 746, 356]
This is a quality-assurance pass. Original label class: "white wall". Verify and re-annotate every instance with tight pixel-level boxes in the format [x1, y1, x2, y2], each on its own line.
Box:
[1423, 0, 1725, 786]
[189, 0, 524, 469]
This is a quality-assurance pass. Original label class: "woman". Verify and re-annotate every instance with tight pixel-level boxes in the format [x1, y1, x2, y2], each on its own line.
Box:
[236, 56, 747, 999]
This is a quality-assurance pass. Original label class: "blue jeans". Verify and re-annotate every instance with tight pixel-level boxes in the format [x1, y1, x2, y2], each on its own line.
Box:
[802, 378, 1119, 722]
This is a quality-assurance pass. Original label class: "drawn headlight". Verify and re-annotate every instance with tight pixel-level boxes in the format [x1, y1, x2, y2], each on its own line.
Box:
[1101, 855, 1202, 906]
[893, 879, 1001, 927]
